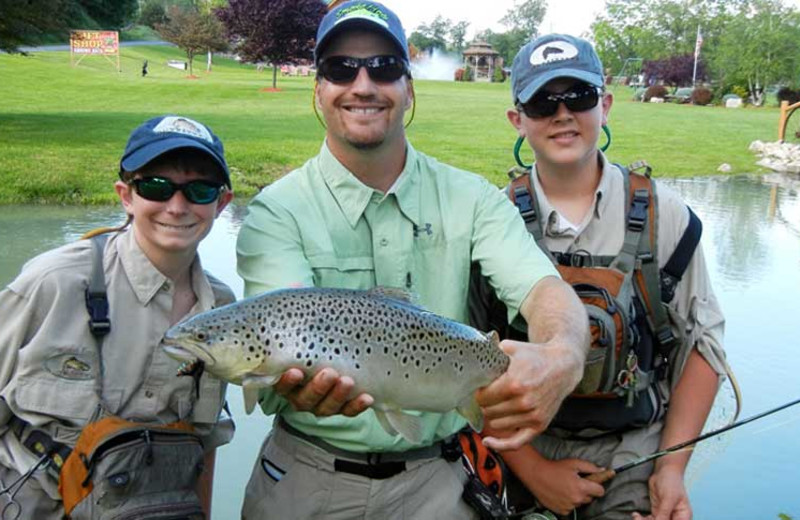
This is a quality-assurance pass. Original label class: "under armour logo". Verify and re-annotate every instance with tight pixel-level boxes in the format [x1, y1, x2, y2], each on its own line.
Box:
[413, 223, 433, 237]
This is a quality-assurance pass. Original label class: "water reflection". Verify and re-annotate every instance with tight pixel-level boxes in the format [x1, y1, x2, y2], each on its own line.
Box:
[0, 175, 799, 519]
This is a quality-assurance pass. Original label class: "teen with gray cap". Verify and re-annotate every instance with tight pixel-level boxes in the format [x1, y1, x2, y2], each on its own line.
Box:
[0, 115, 235, 519]
[473, 34, 727, 520]
[236, 2, 590, 519]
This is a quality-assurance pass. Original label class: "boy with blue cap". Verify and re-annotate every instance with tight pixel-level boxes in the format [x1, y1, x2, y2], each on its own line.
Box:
[473, 34, 728, 519]
[236, 2, 592, 519]
[0, 115, 235, 519]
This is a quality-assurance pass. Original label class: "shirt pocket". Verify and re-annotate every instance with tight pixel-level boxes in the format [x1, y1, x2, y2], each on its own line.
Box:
[307, 254, 375, 288]
[14, 375, 97, 424]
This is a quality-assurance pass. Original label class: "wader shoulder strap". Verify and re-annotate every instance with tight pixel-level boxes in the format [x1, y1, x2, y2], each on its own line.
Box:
[508, 171, 555, 261]
[85, 234, 110, 338]
[660, 207, 702, 303]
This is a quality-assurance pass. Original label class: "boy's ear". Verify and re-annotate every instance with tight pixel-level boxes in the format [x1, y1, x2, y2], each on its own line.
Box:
[115, 180, 134, 216]
[507, 108, 524, 135]
[215, 189, 234, 218]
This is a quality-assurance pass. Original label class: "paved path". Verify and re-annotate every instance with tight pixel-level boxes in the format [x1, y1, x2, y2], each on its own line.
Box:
[16, 41, 173, 52]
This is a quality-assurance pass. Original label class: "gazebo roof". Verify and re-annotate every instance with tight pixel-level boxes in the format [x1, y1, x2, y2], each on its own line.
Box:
[462, 41, 499, 56]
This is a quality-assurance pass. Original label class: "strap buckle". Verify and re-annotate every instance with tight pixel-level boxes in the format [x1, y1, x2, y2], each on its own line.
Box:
[512, 186, 536, 223]
[628, 190, 649, 232]
[85, 287, 111, 337]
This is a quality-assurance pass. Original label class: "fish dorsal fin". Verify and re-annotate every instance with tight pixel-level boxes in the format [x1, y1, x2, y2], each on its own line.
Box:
[486, 330, 500, 348]
[367, 286, 428, 313]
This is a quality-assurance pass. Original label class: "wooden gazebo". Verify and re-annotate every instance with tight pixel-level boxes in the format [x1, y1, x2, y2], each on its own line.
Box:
[462, 41, 502, 82]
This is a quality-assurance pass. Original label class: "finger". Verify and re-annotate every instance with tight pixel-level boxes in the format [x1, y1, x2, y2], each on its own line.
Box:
[575, 460, 605, 474]
[474, 373, 516, 408]
[498, 339, 521, 356]
[312, 375, 356, 416]
[290, 368, 338, 410]
[340, 393, 374, 417]
[274, 368, 305, 396]
[481, 427, 534, 451]
[486, 411, 546, 433]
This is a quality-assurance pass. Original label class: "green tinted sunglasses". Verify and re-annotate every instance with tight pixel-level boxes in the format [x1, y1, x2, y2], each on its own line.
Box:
[132, 176, 224, 205]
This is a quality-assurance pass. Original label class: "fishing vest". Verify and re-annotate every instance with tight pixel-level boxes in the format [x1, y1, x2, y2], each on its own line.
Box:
[4, 234, 209, 519]
[469, 163, 702, 436]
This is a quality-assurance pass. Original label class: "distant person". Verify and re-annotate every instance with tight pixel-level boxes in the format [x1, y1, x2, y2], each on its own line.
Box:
[142, 59, 148, 77]
[0, 115, 235, 519]
[235, 1, 590, 519]
[471, 33, 728, 519]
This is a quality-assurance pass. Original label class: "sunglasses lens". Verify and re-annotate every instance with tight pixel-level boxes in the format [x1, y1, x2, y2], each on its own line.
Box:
[367, 56, 406, 82]
[319, 56, 406, 84]
[134, 177, 174, 202]
[183, 181, 222, 204]
[522, 84, 600, 118]
[133, 177, 221, 204]
[320, 57, 359, 83]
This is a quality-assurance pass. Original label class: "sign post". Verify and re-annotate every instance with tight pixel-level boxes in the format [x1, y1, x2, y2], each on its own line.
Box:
[70, 31, 120, 72]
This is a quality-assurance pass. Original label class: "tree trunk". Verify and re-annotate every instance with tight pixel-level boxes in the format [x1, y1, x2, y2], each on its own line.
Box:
[207, 50, 212, 73]
[272, 64, 278, 89]
[187, 52, 194, 76]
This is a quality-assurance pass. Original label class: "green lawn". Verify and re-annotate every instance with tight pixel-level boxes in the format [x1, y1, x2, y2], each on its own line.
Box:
[0, 45, 783, 204]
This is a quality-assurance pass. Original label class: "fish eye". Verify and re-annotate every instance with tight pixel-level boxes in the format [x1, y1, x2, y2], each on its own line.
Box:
[195, 331, 207, 341]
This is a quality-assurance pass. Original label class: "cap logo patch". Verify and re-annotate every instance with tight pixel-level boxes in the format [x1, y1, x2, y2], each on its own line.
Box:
[152, 116, 213, 144]
[529, 40, 579, 67]
[335, 3, 389, 29]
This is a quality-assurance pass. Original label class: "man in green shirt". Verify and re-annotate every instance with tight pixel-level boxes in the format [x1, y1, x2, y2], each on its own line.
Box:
[236, 2, 589, 518]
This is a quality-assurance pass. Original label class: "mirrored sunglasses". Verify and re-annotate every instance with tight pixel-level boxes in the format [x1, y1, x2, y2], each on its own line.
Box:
[318, 55, 409, 84]
[132, 176, 223, 205]
[518, 84, 601, 119]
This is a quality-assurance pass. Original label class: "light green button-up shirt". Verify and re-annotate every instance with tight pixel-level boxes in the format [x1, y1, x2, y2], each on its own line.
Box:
[237, 142, 557, 452]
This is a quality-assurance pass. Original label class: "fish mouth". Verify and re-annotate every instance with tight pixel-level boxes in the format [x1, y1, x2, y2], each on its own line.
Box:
[161, 340, 217, 369]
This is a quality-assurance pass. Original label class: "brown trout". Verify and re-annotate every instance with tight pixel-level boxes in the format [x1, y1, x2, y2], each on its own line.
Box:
[161, 287, 508, 442]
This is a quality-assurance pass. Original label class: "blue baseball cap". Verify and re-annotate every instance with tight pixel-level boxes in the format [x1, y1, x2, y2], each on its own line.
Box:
[511, 34, 605, 104]
[314, 1, 409, 65]
[119, 115, 230, 187]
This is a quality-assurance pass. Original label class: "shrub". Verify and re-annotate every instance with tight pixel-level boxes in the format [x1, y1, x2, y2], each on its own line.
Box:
[691, 87, 713, 105]
[463, 65, 474, 82]
[674, 87, 693, 103]
[777, 87, 800, 105]
[492, 66, 506, 83]
[644, 85, 668, 102]
[731, 85, 749, 100]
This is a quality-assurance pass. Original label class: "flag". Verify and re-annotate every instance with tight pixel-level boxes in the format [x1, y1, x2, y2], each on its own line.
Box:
[694, 26, 703, 59]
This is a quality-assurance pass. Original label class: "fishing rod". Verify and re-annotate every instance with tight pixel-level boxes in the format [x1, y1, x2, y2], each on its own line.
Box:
[585, 395, 800, 484]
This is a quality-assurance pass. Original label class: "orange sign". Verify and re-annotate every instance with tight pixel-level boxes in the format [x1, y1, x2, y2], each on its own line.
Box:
[70, 31, 119, 55]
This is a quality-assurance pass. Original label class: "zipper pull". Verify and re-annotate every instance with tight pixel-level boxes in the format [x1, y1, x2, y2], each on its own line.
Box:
[143, 429, 153, 466]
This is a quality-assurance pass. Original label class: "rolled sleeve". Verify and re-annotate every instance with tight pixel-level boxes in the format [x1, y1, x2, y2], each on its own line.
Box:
[471, 180, 558, 323]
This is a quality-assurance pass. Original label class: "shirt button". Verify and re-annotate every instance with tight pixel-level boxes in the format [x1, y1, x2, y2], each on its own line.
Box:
[379, 238, 389, 247]
[162, 281, 171, 292]
[145, 390, 154, 398]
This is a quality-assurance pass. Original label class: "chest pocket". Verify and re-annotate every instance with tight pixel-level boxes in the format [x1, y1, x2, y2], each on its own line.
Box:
[307, 254, 375, 289]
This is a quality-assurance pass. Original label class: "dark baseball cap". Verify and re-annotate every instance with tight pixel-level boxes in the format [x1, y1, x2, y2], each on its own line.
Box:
[511, 34, 604, 104]
[314, 1, 409, 64]
[119, 115, 230, 187]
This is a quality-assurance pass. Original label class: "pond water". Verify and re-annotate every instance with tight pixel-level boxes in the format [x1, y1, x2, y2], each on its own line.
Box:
[0, 174, 798, 520]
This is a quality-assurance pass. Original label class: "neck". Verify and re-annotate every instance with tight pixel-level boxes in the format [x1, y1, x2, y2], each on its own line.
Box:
[327, 136, 407, 193]
[133, 228, 196, 282]
[536, 151, 602, 199]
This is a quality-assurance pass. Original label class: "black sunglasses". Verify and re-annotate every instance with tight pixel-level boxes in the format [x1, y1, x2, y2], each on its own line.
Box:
[317, 55, 409, 84]
[132, 176, 224, 205]
[517, 84, 601, 119]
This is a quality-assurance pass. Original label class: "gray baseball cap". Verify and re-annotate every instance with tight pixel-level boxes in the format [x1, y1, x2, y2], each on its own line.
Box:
[511, 34, 604, 104]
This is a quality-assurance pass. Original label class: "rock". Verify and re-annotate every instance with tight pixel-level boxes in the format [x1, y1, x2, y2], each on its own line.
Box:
[717, 163, 732, 173]
[725, 98, 742, 108]
[751, 141, 800, 173]
[650, 97, 665, 103]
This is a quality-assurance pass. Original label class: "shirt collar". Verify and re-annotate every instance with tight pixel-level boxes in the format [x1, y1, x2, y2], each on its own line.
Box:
[118, 228, 170, 305]
[532, 151, 612, 236]
[317, 141, 422, 228]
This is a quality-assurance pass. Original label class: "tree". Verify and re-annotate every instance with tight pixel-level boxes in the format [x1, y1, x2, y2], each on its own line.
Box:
[409, 15, 451, 54]
[73, 0, 139, 29]
[499, 0, 546, 40]
[138, 0, 167, 28]
[216, 0, 326, 89]
[156, 6, 228, 77]
[643, 54, 706, 86]
[449, 20, 470, 54]
[0, 0, 66, 53]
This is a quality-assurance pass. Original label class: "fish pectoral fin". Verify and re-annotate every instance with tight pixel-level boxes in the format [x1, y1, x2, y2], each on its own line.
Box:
[373, 409, 399, 437]
[242, 375, 279, 414]
[457, 396, 484, 433]
[375, 408, 424, 444]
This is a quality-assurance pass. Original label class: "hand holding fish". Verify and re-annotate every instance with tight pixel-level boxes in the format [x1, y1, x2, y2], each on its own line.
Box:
[632, 463, 691, 520]
[476, 339, 583, 450]
[273, 367, 373, 417]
